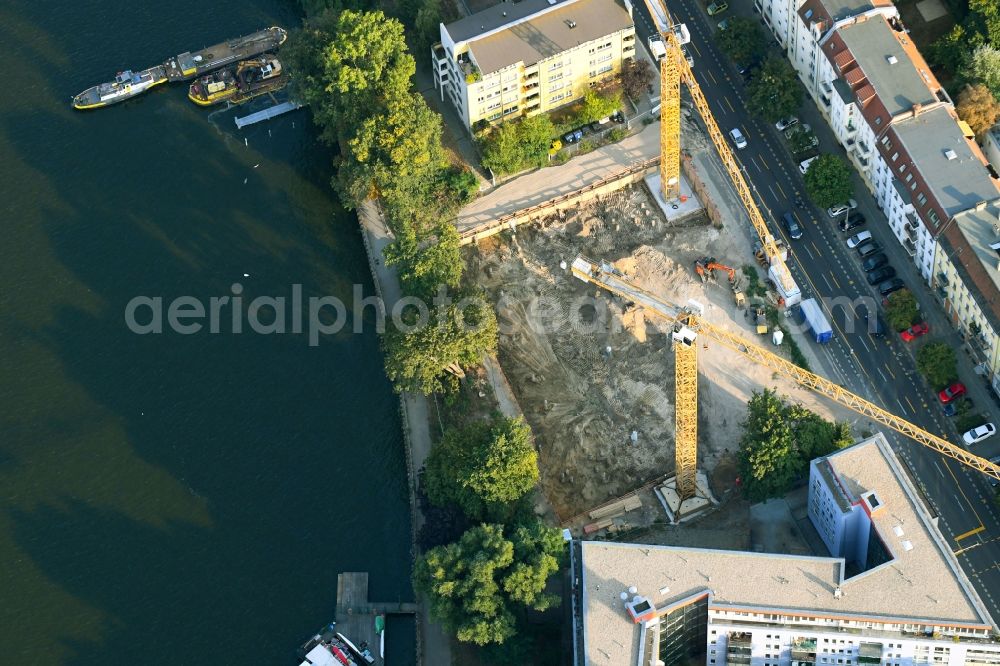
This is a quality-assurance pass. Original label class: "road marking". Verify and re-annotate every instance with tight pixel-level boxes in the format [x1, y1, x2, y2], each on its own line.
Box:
[896, 398, 907, 414]
[955, 526, 987, 542]
[811, 241, 822, 258]
[724, 96, 735, 112]
[820, 273, 832, 290]
[884, 363, 895, 379]
[775, 181, 787, 199]
[855, 334, 870, 354]
[691, 42, 703, 58]
[904, 395, 916, 412]
[876, 366, 887, 383]
[768, 184, 779, 201]
[705, 68, 717, 85]
[749, 155, 761, 172]
[829, 272, 841, 289]
[933, 460, 945, 478]
[801, 241, 814, 260]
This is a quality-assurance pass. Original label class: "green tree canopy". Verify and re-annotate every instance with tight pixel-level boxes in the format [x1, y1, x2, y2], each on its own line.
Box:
[884, 289, 919, 332]
[338, 92, 446, 215]
[964, 44, 1000, 100]
[929, 24, 981, 79]
[803, 154, 853, 210]
[480, 115, 556, 176]
[384, 220, 464, 300]
[746, 57, 802, 122]
[383, 295, 499, 394]
[287, 9, 415, 141]
[916, 342, 958, 389]
[739, 390, 853, 501]
[425, 415, 539, 519]
[578, 88, 622, 125]
[413, 522, 563, 646]
[716, 17, 768, 66]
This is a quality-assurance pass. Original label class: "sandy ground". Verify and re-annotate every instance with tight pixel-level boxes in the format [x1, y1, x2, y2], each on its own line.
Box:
[467, 185, 860, 521]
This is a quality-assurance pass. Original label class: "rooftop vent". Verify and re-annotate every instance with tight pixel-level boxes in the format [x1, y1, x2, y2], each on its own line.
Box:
[565, 19, 577, 28]
[861, 490, 884, 515]
[893, 525, 904, 537]
[887, 55, 898, 65]
[902, 540, 914, 551]
[945, 149, 958, 160]
[804, 8, 813, 19]
[547, 0, 556, 4]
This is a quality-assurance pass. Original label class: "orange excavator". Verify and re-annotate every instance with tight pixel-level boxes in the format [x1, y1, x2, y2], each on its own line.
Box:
[694, 257, 736, 283]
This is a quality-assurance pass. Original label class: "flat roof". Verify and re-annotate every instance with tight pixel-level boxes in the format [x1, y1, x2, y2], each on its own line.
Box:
[895, 106, 999, 217]
[818, 0, 876, 21]
[951, 204, 1000, 328]
[838, 17, 936, 117]
[445, 0, 633, 75]
[579, 435, 993, 665]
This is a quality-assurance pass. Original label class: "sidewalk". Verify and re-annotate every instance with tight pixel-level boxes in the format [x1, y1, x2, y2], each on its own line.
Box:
[357, 201, 453, 666]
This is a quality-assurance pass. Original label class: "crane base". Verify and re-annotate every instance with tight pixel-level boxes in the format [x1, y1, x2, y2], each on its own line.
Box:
[654, 470, 717, 524]
[643, 173, 702, 223]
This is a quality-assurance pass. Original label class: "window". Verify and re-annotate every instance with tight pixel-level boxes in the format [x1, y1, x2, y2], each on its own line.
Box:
[929, 209, 940, 226]
[905, 173, 913, 183]
[898, 164, 906, 173]
[881, 136, 891, 148]
[891, 152, 898, 162]
[548, 61, 563, 70]
[876, 116, 883, 125]
[917, 192, 927, 205]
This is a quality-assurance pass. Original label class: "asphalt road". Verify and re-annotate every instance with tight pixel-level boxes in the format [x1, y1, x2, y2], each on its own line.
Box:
[630, 0, 1000, 620]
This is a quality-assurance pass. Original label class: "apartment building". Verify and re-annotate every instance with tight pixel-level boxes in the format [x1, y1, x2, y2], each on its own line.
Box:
[430, 0, 635, 129]
[571, 434, 1000, 666]
[757, 0, 1000, 385]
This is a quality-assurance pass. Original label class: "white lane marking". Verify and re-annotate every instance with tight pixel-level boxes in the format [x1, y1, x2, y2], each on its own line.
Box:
[933, 460, 945, 478]
[855, 334, 870, 354]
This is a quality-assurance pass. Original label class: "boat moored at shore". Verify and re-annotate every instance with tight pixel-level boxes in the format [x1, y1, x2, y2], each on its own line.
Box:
[72, 66, 167, 109]
[187, 54, 287, 106]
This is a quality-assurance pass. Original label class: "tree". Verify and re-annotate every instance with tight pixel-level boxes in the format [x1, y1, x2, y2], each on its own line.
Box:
[480, 115, 556, 176]
[425, 415, 538, 519]
[916, 342, 958, 389]
[286, 9, 415, 141]
[384, 220, 464, 300]
[383, 295, 498, 394]
[716, 17, 768, 67]
[957, 84, 1000, 138]
[579, 88, 622, 125]
[969, 0, 1000, 47]
[786, 126, 818, 157]
[964, 44, 1000, 100]
[619, 58, 654, 101]
[928, 24, 980, 78]
[803, 154, 853, 210]
[747, 57, 802, 122]
[413, 522, 563, 646]
[339, 92, 446, 216]
[884, 289, 918, 332]
[788, 407, 853, 462]
[412, 0, 459, 52]
[739, 389, 799, 501]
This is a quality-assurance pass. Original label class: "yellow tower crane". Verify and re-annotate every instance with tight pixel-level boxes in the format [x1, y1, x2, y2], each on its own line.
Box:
[571, 256, 1000, 498]
[642, 0, 800, 308]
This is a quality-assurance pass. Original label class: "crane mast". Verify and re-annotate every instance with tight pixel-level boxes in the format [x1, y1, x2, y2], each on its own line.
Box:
[642, 0, 799, 304]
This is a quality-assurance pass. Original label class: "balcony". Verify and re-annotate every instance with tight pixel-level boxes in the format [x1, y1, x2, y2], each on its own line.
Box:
[523, 81, 539, 94]
[624, 33, 635, 43]
[937, 272, 950, 287]
[859, 642, 883, 665]
[791, 637, 817, 665]
[903, 237, 917, 257]
[820, 95, 831, 107]
[905, 223, 918, 241]
[524, 93, 540, 107]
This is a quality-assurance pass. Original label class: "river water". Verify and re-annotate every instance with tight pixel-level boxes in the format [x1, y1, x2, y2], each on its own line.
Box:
[0, 1, 415, 663]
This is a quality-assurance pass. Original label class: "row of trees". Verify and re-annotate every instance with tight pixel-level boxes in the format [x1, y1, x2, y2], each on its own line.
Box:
[739, 389, 853, 501]
[803, 154, 853, 209]
[414, 415, 564, 648]
[716, 18, 803, 123]
[288, 9, 498, 395]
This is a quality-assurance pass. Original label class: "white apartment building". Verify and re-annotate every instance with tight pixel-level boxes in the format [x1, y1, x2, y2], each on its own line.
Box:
[430, 0, 635, 129]
[571, 434, 1000, 666]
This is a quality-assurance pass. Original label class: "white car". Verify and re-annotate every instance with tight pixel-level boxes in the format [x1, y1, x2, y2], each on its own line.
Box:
[962, 423, 996, 445]
[729, 127, 747, 149]
[775, 116, 798, 132]
[826, 199, 859, 218]
[846, 230, 872, 249]
[798, 156, 819, 174]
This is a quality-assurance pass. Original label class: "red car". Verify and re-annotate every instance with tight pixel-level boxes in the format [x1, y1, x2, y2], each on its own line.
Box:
[900, 322, 929, 342]
[938, 382, 967, 404]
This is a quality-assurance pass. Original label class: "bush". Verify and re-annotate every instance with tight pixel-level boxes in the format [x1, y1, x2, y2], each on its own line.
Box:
[480, 115, 557, 176]
[607, 127, 628, 143]
[577, 139, 596, 154]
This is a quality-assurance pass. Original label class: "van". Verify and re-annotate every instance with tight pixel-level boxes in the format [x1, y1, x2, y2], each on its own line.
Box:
[798, 156, 819, 174]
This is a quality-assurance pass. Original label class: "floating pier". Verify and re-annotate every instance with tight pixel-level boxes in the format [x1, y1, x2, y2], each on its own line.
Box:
[299, 572, 417, 665]
[234, 100, 303, 128]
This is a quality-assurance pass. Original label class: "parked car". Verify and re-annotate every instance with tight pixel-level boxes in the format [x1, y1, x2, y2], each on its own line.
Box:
[730, 127, 747, 149]
[854, 303, 886, 338]
[866, 266, 897, 285]
[798, 156, 819, 174]
[856, 241, 882, 258]
[938, 382, 967, 404]
[709, 1, 729, 16]
[775, 116, 798, 132]
[717, 17, 730, 30]
[827, 199, 859, 218]
[839, 213, 866, 232]
[962, 423, 996, 445]
[861, 253, 888, 272]
[610, 110, 626, 124]
[846, 231, 872, 249]
[943, 398, 971, 417]
[878, 278, 905, 296]
[900, 322, 929, 342]
[782, 212, 803, 240]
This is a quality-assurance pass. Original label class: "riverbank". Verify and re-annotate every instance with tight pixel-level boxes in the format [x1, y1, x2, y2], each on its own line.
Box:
[356, 200, 452, 666]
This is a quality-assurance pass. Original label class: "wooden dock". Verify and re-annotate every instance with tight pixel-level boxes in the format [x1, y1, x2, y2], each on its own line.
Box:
[335, 572, 417, 663]
[234, 100, 303, 129]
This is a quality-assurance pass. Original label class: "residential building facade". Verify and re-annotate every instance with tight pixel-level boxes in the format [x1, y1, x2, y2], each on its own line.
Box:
[571, 435, 1000, 666]
[757, 0, 1000, 386]
[431, 0, 635, 129]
